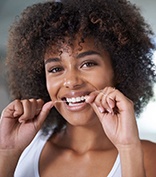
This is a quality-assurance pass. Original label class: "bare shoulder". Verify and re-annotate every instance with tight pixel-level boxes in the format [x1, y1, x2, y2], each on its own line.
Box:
[141, 140, 156, 177]
[141, 139, 156, 156]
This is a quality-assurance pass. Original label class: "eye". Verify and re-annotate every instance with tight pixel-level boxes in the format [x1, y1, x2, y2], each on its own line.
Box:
[81, 61, 97, 68]
[48, 66, 64, 73]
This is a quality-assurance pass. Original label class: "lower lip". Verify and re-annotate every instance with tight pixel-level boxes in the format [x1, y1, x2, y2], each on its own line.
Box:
[64, 101, 88, 112]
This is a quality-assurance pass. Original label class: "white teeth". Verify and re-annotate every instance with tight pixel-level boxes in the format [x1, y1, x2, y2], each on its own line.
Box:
[66, 96, 86, 103]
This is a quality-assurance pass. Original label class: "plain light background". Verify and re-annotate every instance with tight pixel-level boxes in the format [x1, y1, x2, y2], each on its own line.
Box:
[0, 0, 156, 142]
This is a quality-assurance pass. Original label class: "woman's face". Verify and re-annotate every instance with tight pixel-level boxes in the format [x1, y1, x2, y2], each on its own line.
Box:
[44, 38, 114, 126]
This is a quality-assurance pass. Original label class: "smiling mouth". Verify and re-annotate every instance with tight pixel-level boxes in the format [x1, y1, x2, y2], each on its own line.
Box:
[62, 95, 87, 106]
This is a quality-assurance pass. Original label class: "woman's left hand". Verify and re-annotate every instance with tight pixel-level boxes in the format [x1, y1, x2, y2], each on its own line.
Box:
[86, 87, 140, 150]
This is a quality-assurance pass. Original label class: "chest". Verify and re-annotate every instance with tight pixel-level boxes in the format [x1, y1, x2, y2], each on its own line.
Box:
[39, 146, 118, 177]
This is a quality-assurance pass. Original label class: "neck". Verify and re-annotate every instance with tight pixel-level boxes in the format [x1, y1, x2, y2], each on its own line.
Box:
[55, 120, 115, 154]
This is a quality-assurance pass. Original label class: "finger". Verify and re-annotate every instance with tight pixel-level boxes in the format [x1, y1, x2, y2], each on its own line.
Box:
[34, 99, 44, 115]
[86, 87, 116, 114]
[34, 101, 54, 131]
[85, 91, 106, 113]
[88, 101, 106, 123]
[18, 99, 45, 123]
[103, 88, 134, 115]
[85, 91, 98, 103]
[94, 92, 104, 107]
[18, 99, 34, 121]
[107, 97, 116, 110]
[103, 86, 115, 95]
[100, 93, 116, 114]
[100, 87, 117, 113]
[89, 91, 112, 113]
[1, 99, 24, 119]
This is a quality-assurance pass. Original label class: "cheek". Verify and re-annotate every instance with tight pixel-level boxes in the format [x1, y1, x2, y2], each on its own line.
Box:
[46, 82, 53, 97]
[46, 77, 61, 100]
[89, 69, 114, 90]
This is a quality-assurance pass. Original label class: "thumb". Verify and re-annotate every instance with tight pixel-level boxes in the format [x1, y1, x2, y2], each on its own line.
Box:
[90, 102, 104, 119]
[86, 96, 104, 120]
[35, 101, 54, 131]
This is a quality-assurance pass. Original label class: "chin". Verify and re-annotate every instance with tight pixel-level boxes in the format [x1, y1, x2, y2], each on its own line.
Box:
[63, 109, 97, 127]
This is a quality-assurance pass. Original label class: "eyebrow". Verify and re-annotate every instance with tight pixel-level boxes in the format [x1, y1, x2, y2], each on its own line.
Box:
[76, 50, 101, 59]
[44, 57, 61, 65]
[44, 50, 101, 64]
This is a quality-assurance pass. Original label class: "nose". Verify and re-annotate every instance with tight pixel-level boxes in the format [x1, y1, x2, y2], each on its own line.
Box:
[63, 70, 83, 89]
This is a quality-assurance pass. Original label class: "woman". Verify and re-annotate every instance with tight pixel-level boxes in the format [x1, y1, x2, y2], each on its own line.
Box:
[0, 0, 156, 176]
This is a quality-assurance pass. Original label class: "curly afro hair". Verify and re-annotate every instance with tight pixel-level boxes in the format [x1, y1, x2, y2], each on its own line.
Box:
[6, 0, 156, 134]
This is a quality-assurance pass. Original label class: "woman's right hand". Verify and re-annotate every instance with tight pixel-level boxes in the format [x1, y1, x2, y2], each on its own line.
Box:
[0, 99, 53, 154]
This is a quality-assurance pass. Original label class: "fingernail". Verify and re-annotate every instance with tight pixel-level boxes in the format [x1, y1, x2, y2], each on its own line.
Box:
[98, 107, 104, 113]
[106, 108, 112, 114]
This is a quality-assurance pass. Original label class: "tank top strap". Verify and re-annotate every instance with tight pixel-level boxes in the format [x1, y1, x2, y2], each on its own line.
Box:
[14, 130, 52, 177]
[107, 154, 122, 177]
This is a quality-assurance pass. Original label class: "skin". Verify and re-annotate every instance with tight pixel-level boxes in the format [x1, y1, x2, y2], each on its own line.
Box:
[45, 38, 114, 126]
[0, 38, 156, 177]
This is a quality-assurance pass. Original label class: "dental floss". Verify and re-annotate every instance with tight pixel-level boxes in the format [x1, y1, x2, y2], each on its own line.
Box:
[54, 100, 66, 103]
[54, 88, 115, 115]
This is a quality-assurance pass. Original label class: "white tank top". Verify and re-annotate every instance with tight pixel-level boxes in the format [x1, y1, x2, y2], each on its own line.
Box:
[14, 131, 121, 177]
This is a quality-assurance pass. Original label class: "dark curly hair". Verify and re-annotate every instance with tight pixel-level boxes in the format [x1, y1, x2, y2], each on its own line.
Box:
[6, 0, 156, 134]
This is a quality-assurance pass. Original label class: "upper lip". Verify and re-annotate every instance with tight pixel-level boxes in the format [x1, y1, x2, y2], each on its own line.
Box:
[61, 91, 91, 101]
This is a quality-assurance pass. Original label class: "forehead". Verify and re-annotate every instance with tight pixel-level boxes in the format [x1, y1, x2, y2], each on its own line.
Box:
[44, 37, 104, 59]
